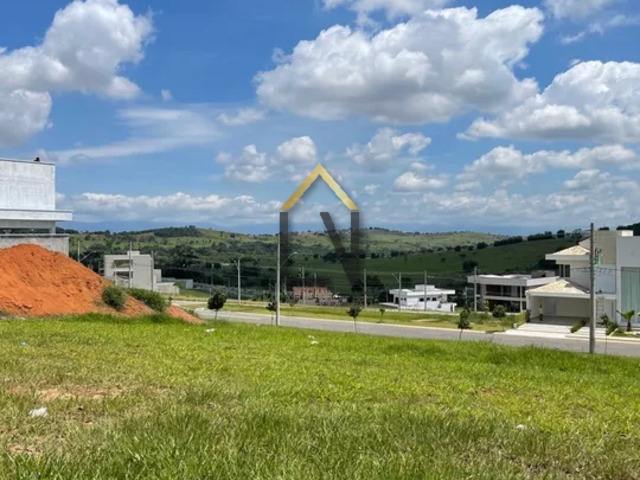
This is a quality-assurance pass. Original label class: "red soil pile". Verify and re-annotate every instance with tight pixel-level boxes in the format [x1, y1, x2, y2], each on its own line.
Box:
[0, 244, 198, 323]
[167, 305, 202, 324]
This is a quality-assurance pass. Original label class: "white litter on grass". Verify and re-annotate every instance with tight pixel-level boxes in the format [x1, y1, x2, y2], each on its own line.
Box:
[310, 340, 320, 346]
[516, 424, 527, 431]
[205, 328, 215, 333]
[29, 407, 47, 418]
[308, 335, 315, 340]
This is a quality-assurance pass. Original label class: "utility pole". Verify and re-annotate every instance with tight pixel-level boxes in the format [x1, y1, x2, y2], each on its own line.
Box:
[364, 268, 367, 308]
[473, 266, 478, 313]
[77, 240, 81, 263]
[424, 271, 428, 311]
[276, 235, 281, 326]
[128, 241, 133, 288]
[236, 259, 241, 305]
[398, 273, 402, 312]
[150, 250, 154, 292]
[589, 222, 596, 354]
[301, 266, 306, 305]
[314, 272, 317, 301]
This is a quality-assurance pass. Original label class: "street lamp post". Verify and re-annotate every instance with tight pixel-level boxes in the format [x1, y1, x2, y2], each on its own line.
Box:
[275, 236, 297, 327]
[276, 235, 281, 326]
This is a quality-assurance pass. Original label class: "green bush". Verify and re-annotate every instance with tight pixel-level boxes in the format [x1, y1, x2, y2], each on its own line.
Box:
[600, 315, 619, 336]
[208, 290, 227, 319]
[524, 309, 531, 323]
[492, 305, 507, 318]
[570, 319, 587, 333]
[102, 286, 127, 311]
[458, 308, 471, 329]
[126, 288, 168, 312]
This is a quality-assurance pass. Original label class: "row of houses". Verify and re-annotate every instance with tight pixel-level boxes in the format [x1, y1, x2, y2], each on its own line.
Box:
[468, 230, 640, 326]
[384, 230, 640, 327]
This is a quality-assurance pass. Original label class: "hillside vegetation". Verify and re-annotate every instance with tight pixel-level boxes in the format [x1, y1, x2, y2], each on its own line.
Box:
[69, 226, 578, 298]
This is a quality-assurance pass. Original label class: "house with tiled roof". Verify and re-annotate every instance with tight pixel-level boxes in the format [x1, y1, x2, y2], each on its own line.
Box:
[527, 229, 640, 327]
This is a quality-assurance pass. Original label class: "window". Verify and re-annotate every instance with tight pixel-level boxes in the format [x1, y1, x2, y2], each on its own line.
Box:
[621, 268, 640, 315]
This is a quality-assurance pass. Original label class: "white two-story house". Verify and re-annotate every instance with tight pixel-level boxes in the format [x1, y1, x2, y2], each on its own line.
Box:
[527, 230, 640, 327]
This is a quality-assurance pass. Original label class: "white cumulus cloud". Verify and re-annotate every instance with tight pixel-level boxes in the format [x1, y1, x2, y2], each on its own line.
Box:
[346, 128, 431, 171]
[61, 191, 280, 225]
[324, 0, 451, 23]
[392, 171, 448, 192]
[216, 136, 319, 184]
[457, 144, 637, 188]
[217, 145, 271, 183]
[0, 0, 153, 147]
[464, 61, 640, 143]
[276, 136, 317, 164]
[544, 0, 620, 20]
[256, 6, 543, 124]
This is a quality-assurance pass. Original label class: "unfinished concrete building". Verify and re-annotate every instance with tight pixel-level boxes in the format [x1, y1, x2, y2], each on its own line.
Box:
[0, 157, 73, 253]
[104, 251, 179, 294]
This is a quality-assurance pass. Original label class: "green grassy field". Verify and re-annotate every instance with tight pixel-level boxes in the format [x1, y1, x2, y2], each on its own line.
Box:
[1, 315, 639, 479]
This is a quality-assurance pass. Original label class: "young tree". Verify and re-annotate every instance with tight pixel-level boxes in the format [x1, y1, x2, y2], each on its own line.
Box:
[347, 305, 363, 333]
[458, 308, 471, 340]
[266, 301, 276, 325]
[378, 307, 386, 323]
[208, 290, 227, 320]
[617, 310, 637, 333]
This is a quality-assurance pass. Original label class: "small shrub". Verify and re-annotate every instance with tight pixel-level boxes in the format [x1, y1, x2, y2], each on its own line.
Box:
[601, 314, 619, 336]
[347, 305, 362, 332]
[570, 319, 587, 333]
[483, 300, 490, 314]
[459, 308, 470, 328]
[524, 309, 531, 323]
[102, 286, 126, 311]
[126, 288, 167, 312]
[458, 308, 471, 339]
[492, 305, 507, 318]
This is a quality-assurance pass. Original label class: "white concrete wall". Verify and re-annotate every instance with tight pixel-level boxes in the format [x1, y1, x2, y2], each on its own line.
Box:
[595, 264, 616, 294]
[555, 298, 589, 318]
[0, 235, 69, 254]
[567, 260, 589, 288]
[105, 253, 154, 290]
[0, 160, 56, 211]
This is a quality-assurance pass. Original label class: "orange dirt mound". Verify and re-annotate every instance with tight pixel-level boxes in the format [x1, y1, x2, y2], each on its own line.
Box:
[0, 244, 191, 322]
[167, 305, 203, 324]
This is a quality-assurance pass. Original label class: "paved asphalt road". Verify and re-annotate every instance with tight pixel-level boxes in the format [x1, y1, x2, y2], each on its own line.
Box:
[195, 310, 640, 358]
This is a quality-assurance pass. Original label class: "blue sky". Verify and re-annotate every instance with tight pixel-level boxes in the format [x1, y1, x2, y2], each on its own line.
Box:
[1, 0, 639, 233]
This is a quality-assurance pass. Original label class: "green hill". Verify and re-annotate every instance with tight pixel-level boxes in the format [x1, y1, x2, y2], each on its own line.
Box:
[71, 227, 577, 300]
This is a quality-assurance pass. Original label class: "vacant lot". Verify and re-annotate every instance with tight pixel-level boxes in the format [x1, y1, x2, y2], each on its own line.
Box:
[1, 315, 639, 479]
